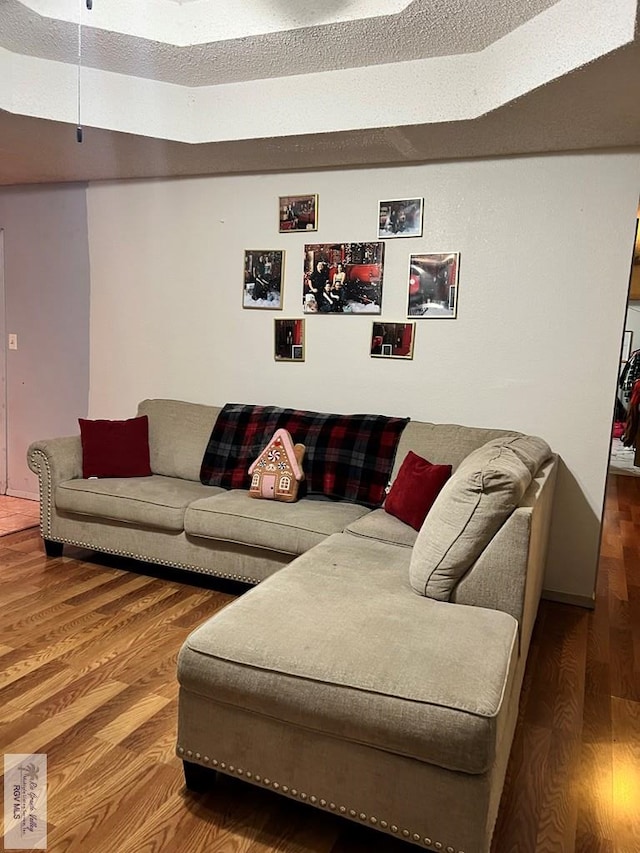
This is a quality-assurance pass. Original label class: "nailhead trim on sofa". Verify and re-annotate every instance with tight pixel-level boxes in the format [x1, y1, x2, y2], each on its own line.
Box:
[30, 450, 53, 538]
[30, 448, 263, 585]
[177, 746, 464, 852]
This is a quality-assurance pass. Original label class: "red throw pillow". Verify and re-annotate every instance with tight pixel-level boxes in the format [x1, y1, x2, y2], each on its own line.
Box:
[79, 416, 152, 478]
[384, 451, 452, 530]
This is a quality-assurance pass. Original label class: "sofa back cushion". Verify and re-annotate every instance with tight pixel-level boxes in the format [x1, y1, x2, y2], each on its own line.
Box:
[391, 421, 515, 480]
[409, 434, 552, 601]
[137, 399, 220, 481]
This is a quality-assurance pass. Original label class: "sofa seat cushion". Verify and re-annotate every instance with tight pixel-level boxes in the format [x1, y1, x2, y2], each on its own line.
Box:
[344, 508, 417, 548]
[178, 533, 518, 775]
[56, 476, 223, 531]
[184, 491, 370, 555]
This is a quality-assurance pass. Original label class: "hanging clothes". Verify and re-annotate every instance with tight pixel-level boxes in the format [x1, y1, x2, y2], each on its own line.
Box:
[622, 378, 640, 447]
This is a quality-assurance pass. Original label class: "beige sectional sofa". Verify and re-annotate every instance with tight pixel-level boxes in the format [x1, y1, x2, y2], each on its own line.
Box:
[28, 398, 558, 853]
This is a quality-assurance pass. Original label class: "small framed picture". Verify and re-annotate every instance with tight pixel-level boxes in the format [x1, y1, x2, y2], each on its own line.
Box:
[378, 198, 423, 239]
[275, 319, 305, 362]
[370, 322, 415, 359]
[303, 242, 385, 314]
[279, 195, 318, 233]
[243, 250, 284, 310]
[407, 252, 460, 318]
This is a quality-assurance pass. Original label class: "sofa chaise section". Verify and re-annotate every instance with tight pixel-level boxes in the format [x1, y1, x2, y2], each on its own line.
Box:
[177, 533, 521, 853]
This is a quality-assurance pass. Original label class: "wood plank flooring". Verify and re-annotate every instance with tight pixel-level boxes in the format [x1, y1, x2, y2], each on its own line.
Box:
[0, 475, 638, 852]
[0, 494, 39, 536]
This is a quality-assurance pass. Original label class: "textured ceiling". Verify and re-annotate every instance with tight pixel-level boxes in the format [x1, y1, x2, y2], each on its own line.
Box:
[0, 0, 638, 186]
[3, 0, 562, 85]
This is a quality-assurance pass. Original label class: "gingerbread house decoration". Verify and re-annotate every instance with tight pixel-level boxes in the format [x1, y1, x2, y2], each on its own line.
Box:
[248, 429, 305, 503]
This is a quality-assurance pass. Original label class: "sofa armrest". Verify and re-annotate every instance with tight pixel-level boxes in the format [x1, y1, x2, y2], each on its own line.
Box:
[28, 436, 83, 482]
[27, 437, 83, 539]
[451, 454, 558, 657]
[451, 507, 531, 627]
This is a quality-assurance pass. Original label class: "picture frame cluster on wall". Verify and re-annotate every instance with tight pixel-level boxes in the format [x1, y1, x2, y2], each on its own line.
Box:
[242, 193, 461, 359]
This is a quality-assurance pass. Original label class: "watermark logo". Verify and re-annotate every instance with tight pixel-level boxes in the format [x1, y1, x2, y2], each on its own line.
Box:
[4, 754, 47, 849]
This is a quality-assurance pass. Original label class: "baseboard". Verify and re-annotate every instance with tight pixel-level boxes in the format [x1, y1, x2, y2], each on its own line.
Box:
[6, 488, 39, 501]
[541, 589, 595, 610]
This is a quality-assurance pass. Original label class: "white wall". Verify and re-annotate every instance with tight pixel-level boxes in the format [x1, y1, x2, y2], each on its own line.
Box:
[0, 184, 90, 498]
[86, 151, 640, 602]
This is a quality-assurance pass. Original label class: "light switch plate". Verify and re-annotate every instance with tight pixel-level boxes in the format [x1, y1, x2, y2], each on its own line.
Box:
[8, 334, 17, 350]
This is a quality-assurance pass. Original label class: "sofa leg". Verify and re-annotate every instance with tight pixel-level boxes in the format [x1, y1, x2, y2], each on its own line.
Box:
[183, 760, 217, 792]
[44, 539, 64, 557]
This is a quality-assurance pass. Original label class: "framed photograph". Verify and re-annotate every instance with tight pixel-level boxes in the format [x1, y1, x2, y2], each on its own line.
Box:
[407, 252, 460, 318]
[279, 195, 318, 233]
[243, 250, 284, 310]
[303, 242, 385, 314]
[378, 198, 423, 239]
[622, 330, 633, 362]
[370, 322, 415, 359]
[274, 319, 305, 361]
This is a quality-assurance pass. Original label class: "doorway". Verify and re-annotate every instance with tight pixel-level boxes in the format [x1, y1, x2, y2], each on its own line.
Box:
[609, 215, 640, 476]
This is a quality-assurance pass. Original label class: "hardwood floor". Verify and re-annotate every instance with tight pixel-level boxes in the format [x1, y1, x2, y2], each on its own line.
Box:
[0, 476, 638, 852]
[0, 494, 39, 536]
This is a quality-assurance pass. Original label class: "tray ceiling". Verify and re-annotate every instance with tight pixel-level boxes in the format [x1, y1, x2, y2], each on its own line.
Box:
[0, 0, 638, 185]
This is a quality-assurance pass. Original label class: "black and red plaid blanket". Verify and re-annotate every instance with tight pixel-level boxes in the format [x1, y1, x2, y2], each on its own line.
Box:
[200, 403, 409, 507]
